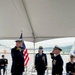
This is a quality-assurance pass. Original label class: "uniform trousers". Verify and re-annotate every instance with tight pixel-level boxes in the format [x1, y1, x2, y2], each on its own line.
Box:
[11, 72, 23, 75]
[37, 70, 45, 75]
[0, 66, 6, 75]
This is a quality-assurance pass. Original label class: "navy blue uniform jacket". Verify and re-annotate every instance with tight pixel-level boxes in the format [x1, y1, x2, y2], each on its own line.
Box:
[52, 54, 63, 75]
[66, 62, 75, 75]
[11, 46, 24, 74]
[35, 53, 47, 71]
[0, 58, 8, 66]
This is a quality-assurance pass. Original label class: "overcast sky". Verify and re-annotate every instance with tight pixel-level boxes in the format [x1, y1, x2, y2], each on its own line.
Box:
[35, 37, 75, 48]
[0, 37, 75, 48]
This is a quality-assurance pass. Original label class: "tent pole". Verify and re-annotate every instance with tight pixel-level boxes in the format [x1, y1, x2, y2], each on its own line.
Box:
[34, 42, 35, 55]
[34, 42, 35, 57]
[33, 37, 36, 70]
[33, 37, 35, 57]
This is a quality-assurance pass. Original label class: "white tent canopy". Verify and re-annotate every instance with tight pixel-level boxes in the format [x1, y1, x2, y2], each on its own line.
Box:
[0, 0, 75, 43]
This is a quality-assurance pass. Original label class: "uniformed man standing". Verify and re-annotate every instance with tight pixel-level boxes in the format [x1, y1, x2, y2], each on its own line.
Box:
[11, 39, 24, 75]
[50, 46, 63, 75]
[34, 46, 48, 75]
[66, 55, 75, 75]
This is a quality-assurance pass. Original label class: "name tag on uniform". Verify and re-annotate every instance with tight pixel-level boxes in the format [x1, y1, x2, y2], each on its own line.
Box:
[42, 56, 45, 61]
[53, 60, 56, 65]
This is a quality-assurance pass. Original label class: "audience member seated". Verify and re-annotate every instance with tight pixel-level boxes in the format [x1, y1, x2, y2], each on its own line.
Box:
[0, 55, 8, 75]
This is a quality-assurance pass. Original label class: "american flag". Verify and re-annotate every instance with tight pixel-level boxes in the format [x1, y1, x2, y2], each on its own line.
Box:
[20, 33, 29, 66]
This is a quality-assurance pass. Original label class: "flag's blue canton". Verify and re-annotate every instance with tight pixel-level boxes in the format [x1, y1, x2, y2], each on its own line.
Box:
[22, 42, 26, 51]
[19, 33, 26, 51]
[20, 33, 22, 39]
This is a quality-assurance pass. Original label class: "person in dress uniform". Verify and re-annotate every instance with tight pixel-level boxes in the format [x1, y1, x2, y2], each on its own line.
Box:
[50, 46, 63, 75]
[66, 55, 75, 75]
[34, 46, 48, 75]
[0, 55, 8, 75]
[11, 39, 24, 75]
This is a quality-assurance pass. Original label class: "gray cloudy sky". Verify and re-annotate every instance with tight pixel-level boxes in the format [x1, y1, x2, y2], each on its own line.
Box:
[0, 37, 75, 49]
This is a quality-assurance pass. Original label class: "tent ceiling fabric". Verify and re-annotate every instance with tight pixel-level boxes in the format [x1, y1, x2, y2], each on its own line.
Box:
[0, 0, 75, 42]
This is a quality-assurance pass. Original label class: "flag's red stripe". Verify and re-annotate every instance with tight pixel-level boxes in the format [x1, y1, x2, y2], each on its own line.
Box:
[24, 56, 29, 66]
[23, 48, 29, 66]
[23, 49, 27, 55]
[24, 57, 29, 66]
[24, 53, 28, 61]
[24, 49, 28, 60]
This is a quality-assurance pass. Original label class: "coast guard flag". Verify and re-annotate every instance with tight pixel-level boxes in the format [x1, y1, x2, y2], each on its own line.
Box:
[20, 33, 29, 66]
[70, 41, 75, 56]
